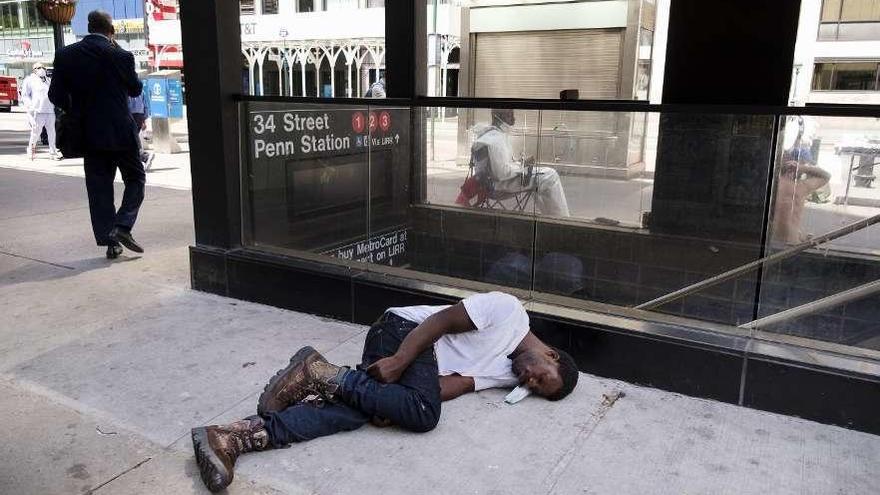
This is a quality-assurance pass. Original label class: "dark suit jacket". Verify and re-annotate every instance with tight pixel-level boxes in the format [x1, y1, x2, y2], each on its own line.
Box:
[49, 34, 143, 152]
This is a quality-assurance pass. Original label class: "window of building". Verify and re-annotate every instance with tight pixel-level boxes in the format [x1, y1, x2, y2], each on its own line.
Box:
[262, 0, 279, 15]
[812, 61, 880, 90]
[297, 0, 320, 12]
[241, 0, 256, 15]
[0, 3, 20, 32]
[819, 0, 880, 40]
[24, 1, 49, 30]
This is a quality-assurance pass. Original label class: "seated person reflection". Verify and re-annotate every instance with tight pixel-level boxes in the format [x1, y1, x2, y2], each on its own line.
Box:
[191, 291, 579, 492]
[464, 109, 571, 217]
[771, 149, 831, 246]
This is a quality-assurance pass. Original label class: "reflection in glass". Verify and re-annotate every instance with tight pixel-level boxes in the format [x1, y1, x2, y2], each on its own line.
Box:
[757, 115, 880, 351]
[240, 101, 880, 358]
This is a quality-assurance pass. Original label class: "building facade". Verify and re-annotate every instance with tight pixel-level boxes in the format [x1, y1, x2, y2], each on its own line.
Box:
[791, 0, 880, 105]
[71, 0, 150, 70]
[0, 0, 57, 78]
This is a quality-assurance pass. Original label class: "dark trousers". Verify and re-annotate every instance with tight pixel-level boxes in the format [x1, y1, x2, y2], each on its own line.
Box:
[83, 149, 145, 246]
[263, 313, 441, 447]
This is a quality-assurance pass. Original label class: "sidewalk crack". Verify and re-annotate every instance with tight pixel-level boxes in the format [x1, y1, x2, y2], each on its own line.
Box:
[543, 390, 626, 495]
[85, 457, 152, 494]
[0, 250, 75, 270]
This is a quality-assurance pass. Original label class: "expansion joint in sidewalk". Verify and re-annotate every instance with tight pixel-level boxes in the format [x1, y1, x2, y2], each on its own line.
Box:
[543, 390, 626, 495]
[85, 457, 153, 494]
[0, 249, 75, 270]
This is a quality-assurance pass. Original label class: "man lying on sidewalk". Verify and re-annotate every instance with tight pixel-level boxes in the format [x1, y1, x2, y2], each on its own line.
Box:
[191, 291, 580, 492]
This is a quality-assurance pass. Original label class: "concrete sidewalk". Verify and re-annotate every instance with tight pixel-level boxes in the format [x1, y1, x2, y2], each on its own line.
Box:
[0, 108, 192, 190]
[1, 167, 878, 494]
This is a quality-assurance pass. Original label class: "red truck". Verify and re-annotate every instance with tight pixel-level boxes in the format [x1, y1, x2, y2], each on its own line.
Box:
[0, 76, 19, 112]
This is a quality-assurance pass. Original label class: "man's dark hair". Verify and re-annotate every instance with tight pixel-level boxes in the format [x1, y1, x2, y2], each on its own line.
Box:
[548, 347, 579, 401]
[88, 10, 114, 35]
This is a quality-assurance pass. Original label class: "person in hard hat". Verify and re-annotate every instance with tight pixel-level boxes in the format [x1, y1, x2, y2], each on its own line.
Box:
[471, 109, 570, 217]
[21, 62, 60, 160]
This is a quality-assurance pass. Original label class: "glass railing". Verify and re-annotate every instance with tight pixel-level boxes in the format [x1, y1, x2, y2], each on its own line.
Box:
[239, 99, 880, 358]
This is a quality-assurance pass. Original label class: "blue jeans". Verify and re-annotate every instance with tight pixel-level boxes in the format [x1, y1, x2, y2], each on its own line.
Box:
[263, 313, 441, 447]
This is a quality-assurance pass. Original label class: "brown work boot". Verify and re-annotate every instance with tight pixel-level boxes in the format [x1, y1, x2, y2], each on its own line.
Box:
[257, 346, 347, 417]
[191, 415, 270, 493]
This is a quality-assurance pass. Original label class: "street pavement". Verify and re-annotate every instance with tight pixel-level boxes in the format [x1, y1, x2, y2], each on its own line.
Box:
[1, 116, 879, 494]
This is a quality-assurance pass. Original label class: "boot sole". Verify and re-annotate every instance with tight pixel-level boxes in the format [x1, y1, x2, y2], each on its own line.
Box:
[192, 427, 231, 493]
[257, 345, 318, 417]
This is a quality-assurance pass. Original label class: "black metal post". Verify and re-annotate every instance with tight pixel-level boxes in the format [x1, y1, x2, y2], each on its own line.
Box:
[178, 0, 243, 248]
[52, 23, 64, 52]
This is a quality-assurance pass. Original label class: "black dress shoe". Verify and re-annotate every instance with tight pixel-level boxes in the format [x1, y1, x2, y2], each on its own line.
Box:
[106, 245, 123, 259]
[109, 227, 144, 253]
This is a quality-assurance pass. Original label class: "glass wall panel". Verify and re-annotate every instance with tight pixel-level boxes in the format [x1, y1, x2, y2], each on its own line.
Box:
[415, 107, 538, 291]
[756, 116, 880, 351]
[532, 112, 775, 325]
[240, 101, 880, 358]
[242, 101, 373, 267]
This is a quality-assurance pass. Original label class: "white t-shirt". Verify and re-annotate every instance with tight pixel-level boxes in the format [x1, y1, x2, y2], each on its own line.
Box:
[387, 292, 530, 391]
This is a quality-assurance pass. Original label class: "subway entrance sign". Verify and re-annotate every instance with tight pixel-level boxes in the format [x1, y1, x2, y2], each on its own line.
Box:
[243, 102, 412, 267]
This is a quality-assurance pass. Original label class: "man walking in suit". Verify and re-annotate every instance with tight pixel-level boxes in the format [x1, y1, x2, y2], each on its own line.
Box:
[49, 10, 146, 259]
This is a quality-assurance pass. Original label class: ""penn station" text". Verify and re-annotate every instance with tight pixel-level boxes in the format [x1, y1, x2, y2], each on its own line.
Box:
[251, 112, 352, 159]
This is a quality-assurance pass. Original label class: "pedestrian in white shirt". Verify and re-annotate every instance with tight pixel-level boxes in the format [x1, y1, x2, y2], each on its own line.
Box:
[22, 63, 59, 160]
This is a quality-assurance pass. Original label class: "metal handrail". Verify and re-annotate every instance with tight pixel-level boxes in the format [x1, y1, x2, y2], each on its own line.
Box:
[635, 213, 880, 310]
[740, 280, 880, 329]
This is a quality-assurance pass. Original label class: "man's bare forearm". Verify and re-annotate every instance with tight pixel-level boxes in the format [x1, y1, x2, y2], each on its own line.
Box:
[368, 303, 476, 383]
[440, 374, 475, 401]
[393, 304, 475, 366]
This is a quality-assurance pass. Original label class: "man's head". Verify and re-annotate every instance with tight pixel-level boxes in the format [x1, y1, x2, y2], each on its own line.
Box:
[511, 346, 578, 401]
[491, 108, 516, 129]
[87, 10, 114, 37]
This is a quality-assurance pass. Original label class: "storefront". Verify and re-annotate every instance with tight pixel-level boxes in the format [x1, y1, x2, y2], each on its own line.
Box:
[0, 0, 56, 78]
[181, 1, 880, 436]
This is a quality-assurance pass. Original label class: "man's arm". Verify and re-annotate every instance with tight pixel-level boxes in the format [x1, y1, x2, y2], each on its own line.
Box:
[48, 57, 69, 112]
[21, 77, 32, 110]
[367, 302, 476, 383]
[796, 164, 831, 193]
[115, 50, 143, 98]
[440, 374, 475, 401]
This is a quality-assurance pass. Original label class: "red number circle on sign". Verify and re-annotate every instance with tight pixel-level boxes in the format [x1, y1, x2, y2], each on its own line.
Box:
[351, 112, 365, 133]
[379, 111, 391, 132]
[368, 112, 378, 133]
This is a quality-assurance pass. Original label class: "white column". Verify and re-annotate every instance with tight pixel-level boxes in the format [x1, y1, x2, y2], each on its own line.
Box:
[315, 60, 321, 97]
[287, 61, 294, 96]
[256, 59, 264, 96]
[277, 61, 284, 96]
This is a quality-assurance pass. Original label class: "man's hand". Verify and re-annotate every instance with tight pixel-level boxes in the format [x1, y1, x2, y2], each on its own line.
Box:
[367, 355, 408, 383]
